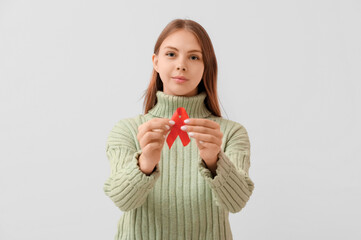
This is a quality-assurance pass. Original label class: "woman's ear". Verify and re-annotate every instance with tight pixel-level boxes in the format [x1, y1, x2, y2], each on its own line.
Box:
[152, 54, 159, 72]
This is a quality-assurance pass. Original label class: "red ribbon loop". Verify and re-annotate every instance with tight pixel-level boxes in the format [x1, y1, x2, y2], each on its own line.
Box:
[166, 107, 190, 149]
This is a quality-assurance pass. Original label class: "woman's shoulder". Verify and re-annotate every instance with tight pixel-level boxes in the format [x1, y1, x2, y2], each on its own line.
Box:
[109, 114, 147, 135]
[106, 114, 145, 150]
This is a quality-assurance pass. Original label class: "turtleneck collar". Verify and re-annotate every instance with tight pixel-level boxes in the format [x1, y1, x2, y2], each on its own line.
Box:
[147, 90, 212, 119]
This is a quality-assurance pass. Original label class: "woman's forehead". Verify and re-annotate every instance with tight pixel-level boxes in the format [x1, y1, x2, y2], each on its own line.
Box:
[161, 31, 202, 53]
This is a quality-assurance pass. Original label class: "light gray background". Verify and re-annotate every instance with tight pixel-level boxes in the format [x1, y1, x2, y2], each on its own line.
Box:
[1, 0, 360, 239]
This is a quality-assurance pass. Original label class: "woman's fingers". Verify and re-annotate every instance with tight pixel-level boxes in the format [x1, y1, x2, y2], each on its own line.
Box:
[195, 139, 220, 151]
[183, 118, 220, 129]
[138, 118, 173, 137]
[138, 121, 173, 148]
[142, 141, 164, 153]
[138, 123, 168, 137]
[136, 118, 175, 169]
[181, 125, 222, 137]
[187, 132, 222, 146]
[139, 131, 166, 149]
[181, 119, 223, 142]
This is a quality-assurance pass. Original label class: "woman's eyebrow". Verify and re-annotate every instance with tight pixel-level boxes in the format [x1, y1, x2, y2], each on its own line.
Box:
[164, 46, 202, 54]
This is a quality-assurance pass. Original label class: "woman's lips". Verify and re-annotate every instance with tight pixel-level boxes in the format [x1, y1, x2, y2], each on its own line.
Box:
[172, 77, 188, 83]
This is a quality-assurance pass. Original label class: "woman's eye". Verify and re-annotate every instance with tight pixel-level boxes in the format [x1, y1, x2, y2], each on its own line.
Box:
[166, 52, 199, 60]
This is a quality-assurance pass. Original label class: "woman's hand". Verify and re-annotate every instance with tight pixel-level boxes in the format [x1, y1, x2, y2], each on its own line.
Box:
[181, 118, 223, 175]
[137, 118, 174, 175]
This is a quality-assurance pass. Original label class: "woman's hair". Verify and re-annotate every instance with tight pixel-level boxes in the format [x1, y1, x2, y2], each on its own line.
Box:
[142, 18, 221, 117]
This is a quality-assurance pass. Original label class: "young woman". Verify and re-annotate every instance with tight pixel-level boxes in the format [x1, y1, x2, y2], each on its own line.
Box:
[103, 18, 255, 240]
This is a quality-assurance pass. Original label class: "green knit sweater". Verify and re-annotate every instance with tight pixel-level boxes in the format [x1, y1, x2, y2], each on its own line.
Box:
[103, 90, 255, 240]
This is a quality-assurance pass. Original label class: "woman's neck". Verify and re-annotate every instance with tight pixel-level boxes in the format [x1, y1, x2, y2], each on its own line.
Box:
[147, 90, 212, 119]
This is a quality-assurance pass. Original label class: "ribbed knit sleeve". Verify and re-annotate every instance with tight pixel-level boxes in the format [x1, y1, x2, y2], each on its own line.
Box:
[198, 122, 255, 213]
[103, 119, 161, 212]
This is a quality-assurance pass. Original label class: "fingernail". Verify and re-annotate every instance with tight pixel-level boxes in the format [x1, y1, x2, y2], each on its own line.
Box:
[180, 126, 187, 131]
[200, 140, 204, 144]
[184, 119, 190, 124]
[189, 132, 194, 137]
[169, 120, 175, 125]
[165, 125, 170, 130]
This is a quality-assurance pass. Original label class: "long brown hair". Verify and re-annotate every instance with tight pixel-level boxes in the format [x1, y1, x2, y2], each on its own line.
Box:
[142, 18, 221, 117]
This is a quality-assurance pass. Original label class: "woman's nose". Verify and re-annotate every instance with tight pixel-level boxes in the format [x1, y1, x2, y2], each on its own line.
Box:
[177, 59, 187, 71]
[176, 56, 187, 71]
[177, 66, 186, 71]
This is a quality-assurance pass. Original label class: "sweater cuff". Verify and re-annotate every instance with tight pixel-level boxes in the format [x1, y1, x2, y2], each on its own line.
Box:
[126, 150, 161, 190]
[198, 149, 236, 189]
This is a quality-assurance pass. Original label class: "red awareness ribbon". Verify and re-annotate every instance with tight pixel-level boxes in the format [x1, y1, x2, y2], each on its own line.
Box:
[166, 107, 190, 149]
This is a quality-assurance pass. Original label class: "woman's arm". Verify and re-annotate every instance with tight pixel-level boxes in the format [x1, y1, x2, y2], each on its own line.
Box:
[103, 119, 160, 212]
[198, 122, 255, 213]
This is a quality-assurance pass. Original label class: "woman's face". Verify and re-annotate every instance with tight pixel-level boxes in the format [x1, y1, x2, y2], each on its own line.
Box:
[152, 29, 204, 97]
